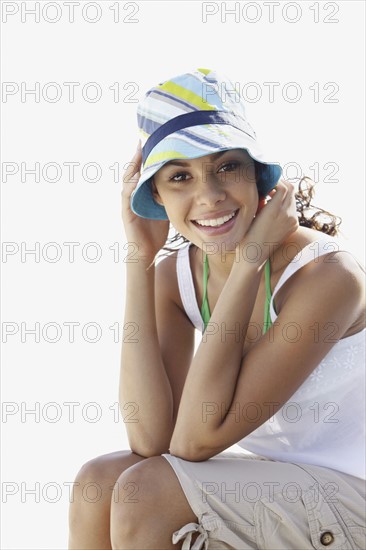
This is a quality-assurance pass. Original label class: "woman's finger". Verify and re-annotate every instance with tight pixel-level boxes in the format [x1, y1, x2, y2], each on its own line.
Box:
[277, 180, 297, 201]
[123, 143, 143, 184]
[267, 180, 288, 204]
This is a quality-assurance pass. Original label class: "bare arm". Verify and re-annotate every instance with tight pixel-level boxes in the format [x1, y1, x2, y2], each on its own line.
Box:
[119, 254, 195, 456]
[119, 259, 173, 456]
[119, 144, 195, 456]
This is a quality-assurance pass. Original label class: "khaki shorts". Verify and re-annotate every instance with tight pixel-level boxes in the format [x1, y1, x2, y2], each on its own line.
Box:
[162, 451, 366, 549]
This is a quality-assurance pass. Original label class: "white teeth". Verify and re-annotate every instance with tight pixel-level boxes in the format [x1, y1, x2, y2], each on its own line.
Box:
[195, 211, 236, 227]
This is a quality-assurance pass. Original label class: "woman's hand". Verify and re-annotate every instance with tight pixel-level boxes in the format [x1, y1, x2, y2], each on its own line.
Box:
[237, 179, 299, 264]
[121, 142, 170, 264]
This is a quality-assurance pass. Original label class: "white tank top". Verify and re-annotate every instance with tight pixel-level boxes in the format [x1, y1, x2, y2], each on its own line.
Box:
[176, 234, 366, 479]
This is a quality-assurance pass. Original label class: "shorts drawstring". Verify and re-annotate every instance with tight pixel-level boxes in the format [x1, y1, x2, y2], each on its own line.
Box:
[172, 521, 209, 549]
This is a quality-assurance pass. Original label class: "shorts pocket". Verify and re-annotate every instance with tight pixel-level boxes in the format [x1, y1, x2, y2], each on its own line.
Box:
[301, 487, 357, 549]
[254, 488, 355, 550]
[330, 500, 366, 549]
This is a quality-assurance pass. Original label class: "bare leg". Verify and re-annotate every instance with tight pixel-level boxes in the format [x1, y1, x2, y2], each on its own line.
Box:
[110, 456, 198, 550]
[68, 450, 146, 550]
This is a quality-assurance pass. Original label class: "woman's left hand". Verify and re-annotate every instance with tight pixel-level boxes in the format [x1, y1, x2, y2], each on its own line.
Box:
[238, 179, 299, 263]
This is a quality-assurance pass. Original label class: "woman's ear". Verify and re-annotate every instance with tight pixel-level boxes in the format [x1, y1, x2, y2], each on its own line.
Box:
[151, 178, 164, 206]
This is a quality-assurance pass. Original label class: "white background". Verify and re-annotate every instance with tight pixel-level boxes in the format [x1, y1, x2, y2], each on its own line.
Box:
[1, 1, 365, 548]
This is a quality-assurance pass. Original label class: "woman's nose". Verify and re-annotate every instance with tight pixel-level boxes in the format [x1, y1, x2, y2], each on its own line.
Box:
[195, 176, 226, 207]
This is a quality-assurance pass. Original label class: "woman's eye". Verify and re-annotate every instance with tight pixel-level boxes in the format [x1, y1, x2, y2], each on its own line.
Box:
[169, 172, 190, 182]
[218, 162, 240, 173]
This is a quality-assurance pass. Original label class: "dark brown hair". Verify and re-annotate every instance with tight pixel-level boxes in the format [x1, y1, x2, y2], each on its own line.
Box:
[294, 176, 342, 236]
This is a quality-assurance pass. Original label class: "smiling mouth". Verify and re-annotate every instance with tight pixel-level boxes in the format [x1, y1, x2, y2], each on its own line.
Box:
[192, 209, 239, 228]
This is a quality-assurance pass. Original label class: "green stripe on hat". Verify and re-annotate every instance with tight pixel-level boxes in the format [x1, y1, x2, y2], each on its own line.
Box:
[158, 81, 216, 111]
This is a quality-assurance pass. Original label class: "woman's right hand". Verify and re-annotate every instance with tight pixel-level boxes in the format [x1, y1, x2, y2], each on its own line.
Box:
[121, 142, 170, 264]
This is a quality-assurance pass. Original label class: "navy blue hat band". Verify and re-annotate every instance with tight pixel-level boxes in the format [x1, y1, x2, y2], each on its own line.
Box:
[142, 110, 256, 166]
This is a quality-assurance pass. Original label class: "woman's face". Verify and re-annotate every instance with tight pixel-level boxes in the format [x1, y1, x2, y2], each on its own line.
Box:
[152, 148, 258, 251]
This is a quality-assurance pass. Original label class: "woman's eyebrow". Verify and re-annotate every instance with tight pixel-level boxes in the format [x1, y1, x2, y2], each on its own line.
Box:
[164, 151, 229, 168]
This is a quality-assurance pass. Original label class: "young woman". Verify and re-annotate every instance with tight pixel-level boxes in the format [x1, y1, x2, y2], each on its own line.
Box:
[68, 69, 366, 549]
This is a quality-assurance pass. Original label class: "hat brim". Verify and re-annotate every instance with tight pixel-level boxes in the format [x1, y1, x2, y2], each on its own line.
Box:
[131, 123, 282, 220]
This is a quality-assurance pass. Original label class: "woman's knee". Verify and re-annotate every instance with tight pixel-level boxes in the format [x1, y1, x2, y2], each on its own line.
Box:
[110, 457, 166, 543]
[111, 456, 162, 511]
[110, 456, 196, 545]
[75, 450, 145, 483]
[70, 450, 146, 515]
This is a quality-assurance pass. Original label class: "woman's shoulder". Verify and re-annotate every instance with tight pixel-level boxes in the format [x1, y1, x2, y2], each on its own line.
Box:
[154, 247, 181, 284]
[274, 227, 366, 337]
[154, 245, 191, 313]
[279, 226, 364, 275]
[155, 242, 206, 331]
[280, 226, 339, 257]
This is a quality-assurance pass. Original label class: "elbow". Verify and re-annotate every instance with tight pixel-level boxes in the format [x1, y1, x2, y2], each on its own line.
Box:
[129, 436, 170, 458]
[169, 439, 217, 462]
[129, 444, 170, 458]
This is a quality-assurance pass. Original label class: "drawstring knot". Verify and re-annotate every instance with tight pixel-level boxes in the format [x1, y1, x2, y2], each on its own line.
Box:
[172, 521, 209, 549]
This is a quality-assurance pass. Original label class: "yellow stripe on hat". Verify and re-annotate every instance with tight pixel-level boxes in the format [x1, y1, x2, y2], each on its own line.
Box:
[144, 150, 186, 169]
[197, 68, 211, 76]
[158, 81, 216, 111]
[139, 129, 150, 144]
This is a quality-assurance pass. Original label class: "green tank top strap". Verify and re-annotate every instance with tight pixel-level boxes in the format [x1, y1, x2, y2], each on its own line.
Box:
[263, 258, 272, 335]
[201, 253, 273, 335]
[201, 252, 211, 327]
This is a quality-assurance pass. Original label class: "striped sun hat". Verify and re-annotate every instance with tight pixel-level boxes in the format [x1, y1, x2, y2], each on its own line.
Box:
[130, 68, 282, 219]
